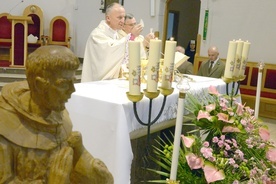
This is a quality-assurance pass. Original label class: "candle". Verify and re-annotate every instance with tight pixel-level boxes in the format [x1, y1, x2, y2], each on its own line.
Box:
[254, 62, 264, 118]
[161, 40, 177, 89]
[128, 41, 141, 95]
[147, 39, 161, 92]
[233, 39, 244, 78]
[239, 41, 251, 77]
[170, 94, 185, 180]
[224, 40, 237, 79]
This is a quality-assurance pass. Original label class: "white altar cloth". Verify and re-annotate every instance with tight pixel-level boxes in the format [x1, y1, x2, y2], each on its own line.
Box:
[66, 75, 231, 184]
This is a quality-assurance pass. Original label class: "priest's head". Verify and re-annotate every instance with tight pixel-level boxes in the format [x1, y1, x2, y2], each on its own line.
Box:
[105, 3, 125, 30]
[123, 13, 137, 34]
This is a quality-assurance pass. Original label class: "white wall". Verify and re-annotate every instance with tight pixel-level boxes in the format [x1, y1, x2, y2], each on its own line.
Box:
[198, 0, 276, 64]
[0, 0, 163, 58]
[2, 0, 275, 64]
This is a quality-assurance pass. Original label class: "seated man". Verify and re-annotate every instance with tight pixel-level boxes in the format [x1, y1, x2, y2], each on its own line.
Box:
[0, 46, 113, 184]
[197, 46, 225, 78]
[175, 45, 193, 75]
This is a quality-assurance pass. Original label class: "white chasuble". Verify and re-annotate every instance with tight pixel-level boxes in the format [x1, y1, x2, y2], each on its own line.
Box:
[81, 20, 127, 82]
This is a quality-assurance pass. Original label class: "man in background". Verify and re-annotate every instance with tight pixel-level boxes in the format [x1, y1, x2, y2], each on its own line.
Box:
[197, 46, 225, 78]
[118, 13, 155, 59]
[175, 45, 193, 75]
[81, 3, 143, 82]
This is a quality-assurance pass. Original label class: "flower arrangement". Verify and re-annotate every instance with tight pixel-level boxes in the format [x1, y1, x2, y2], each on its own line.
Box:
[147, 86, 276, 184]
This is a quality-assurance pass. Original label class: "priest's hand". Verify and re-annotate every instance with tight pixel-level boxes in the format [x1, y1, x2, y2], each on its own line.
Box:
[143, 32, 155, 47]
[131, 24, 143, 38]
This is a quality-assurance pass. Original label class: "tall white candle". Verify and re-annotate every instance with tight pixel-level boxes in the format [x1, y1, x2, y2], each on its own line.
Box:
[233, 39, 244, 78]
[147, 39, 161, 92]
[254, 70, 262, 119]
[128, 41, 141, 95]
[239, 41, 251, 77]
[224, 40, 237, 79]
[161, 40, 177, 89]
[254, 62, 264, 118]
[170, 95, 185, 180]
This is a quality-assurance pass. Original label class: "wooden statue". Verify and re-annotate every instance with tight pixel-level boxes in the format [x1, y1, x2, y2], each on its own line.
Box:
[0, 46, 114, 184]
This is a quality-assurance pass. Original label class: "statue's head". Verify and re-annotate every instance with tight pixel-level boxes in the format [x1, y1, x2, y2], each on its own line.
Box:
[26, 45, 80, 112]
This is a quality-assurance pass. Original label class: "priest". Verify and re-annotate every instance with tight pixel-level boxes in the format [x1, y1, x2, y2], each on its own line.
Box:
[81, 3, 143, 82]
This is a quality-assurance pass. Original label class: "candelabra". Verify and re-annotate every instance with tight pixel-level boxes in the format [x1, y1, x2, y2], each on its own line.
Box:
[126, 87, 174, 144]
[222, 75, 246, 106]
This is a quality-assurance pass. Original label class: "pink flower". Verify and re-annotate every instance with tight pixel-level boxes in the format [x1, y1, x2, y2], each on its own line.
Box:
[236, 102, 244, 116]
[259, 127, 270, 141]
[217, 113, 234, 123]
[208, 85, 220, 96]
[185, 153, 204, 169]
[266, 148, 276, 162]
[203, 162, 225, 183]
[222, 126, 241, 133]
[205, 103, 216, 112]
[181, 135, 195, 148]
[201, 147, 213, 158]
[197, 110, 211, 120]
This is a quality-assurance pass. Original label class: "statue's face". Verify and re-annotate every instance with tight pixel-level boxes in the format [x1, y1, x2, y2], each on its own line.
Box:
[42, 70, 76, 112]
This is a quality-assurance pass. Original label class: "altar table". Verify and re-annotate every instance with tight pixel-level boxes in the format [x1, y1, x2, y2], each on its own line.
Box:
[66, 75, 233, 184]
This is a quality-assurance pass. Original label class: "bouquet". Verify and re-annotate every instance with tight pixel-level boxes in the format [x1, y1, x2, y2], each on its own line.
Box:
[147, 86, 276, 184]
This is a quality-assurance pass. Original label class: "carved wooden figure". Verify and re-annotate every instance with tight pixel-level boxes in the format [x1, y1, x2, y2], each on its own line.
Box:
[0, 45, 114, 184]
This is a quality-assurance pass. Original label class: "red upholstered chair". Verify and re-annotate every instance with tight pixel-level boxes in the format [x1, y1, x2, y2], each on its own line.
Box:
[23, 5, 44, 47]
[0, 13, 12, 66]
[45, 16, 71, 48]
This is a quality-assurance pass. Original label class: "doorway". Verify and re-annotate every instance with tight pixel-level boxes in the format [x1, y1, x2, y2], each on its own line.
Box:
[167, 11, 179, 41]
[163, 0, 201, 49]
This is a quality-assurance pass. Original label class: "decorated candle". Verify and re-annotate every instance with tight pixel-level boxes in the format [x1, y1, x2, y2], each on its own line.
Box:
[147, 39, 161, 92]
[128, 41, 141, 95]
[161, 40, 177, 89]
[233, 39, 244, 78]
[224, 40, 237, 79]
[239, 41, 251, 77]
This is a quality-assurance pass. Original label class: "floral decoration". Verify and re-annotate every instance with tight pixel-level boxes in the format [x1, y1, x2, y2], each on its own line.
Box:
[147, 86, 276, 184]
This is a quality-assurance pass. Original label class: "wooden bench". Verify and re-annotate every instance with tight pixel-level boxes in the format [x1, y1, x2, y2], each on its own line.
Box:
[193, 54, 276, 119]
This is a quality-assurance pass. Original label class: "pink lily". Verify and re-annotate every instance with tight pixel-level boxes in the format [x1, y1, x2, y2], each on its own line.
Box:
[208, 85, 220, 96]
[205, 103, 216, 112]
[259, 127, 270, 141]
[181, 135, 195, 148]
[217, 113, 234, 123]
[236, 102, 244, 116]
[203, 162, 225, 183]
[266, 148, 276, 162]
[197, 110, 211, 120]
[185, 152, 204, 169]
[222, 125, 241, 133]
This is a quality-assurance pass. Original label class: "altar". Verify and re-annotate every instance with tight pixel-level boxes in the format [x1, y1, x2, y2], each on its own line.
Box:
[65, 75, 233, 184]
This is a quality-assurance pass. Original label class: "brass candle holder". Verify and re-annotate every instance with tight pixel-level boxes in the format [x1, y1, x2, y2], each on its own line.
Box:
[222, 75, 246, 106]
[126, 87, 174, 144]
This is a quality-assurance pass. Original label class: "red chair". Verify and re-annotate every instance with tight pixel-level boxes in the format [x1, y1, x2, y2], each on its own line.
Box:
[23, 5, 45, 47]
[0, 13, 12, 66]
[45, 16, 71, 48]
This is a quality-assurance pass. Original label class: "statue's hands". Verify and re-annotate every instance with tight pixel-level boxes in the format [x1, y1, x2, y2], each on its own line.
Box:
[48, 147, 73, 184]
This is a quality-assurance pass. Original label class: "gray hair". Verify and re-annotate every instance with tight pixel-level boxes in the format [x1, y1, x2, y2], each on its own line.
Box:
[105, 2, 122, 15]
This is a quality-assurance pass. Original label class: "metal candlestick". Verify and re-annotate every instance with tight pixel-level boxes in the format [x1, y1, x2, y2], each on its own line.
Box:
[126, 87, 174, 144]
[222, 75, 246, 106]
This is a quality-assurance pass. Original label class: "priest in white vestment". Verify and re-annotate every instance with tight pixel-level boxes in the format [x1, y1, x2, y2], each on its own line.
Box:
[81, 3, 143, 82]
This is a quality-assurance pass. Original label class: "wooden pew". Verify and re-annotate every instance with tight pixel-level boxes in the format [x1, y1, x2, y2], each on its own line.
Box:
[193, 55, 276, 119]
